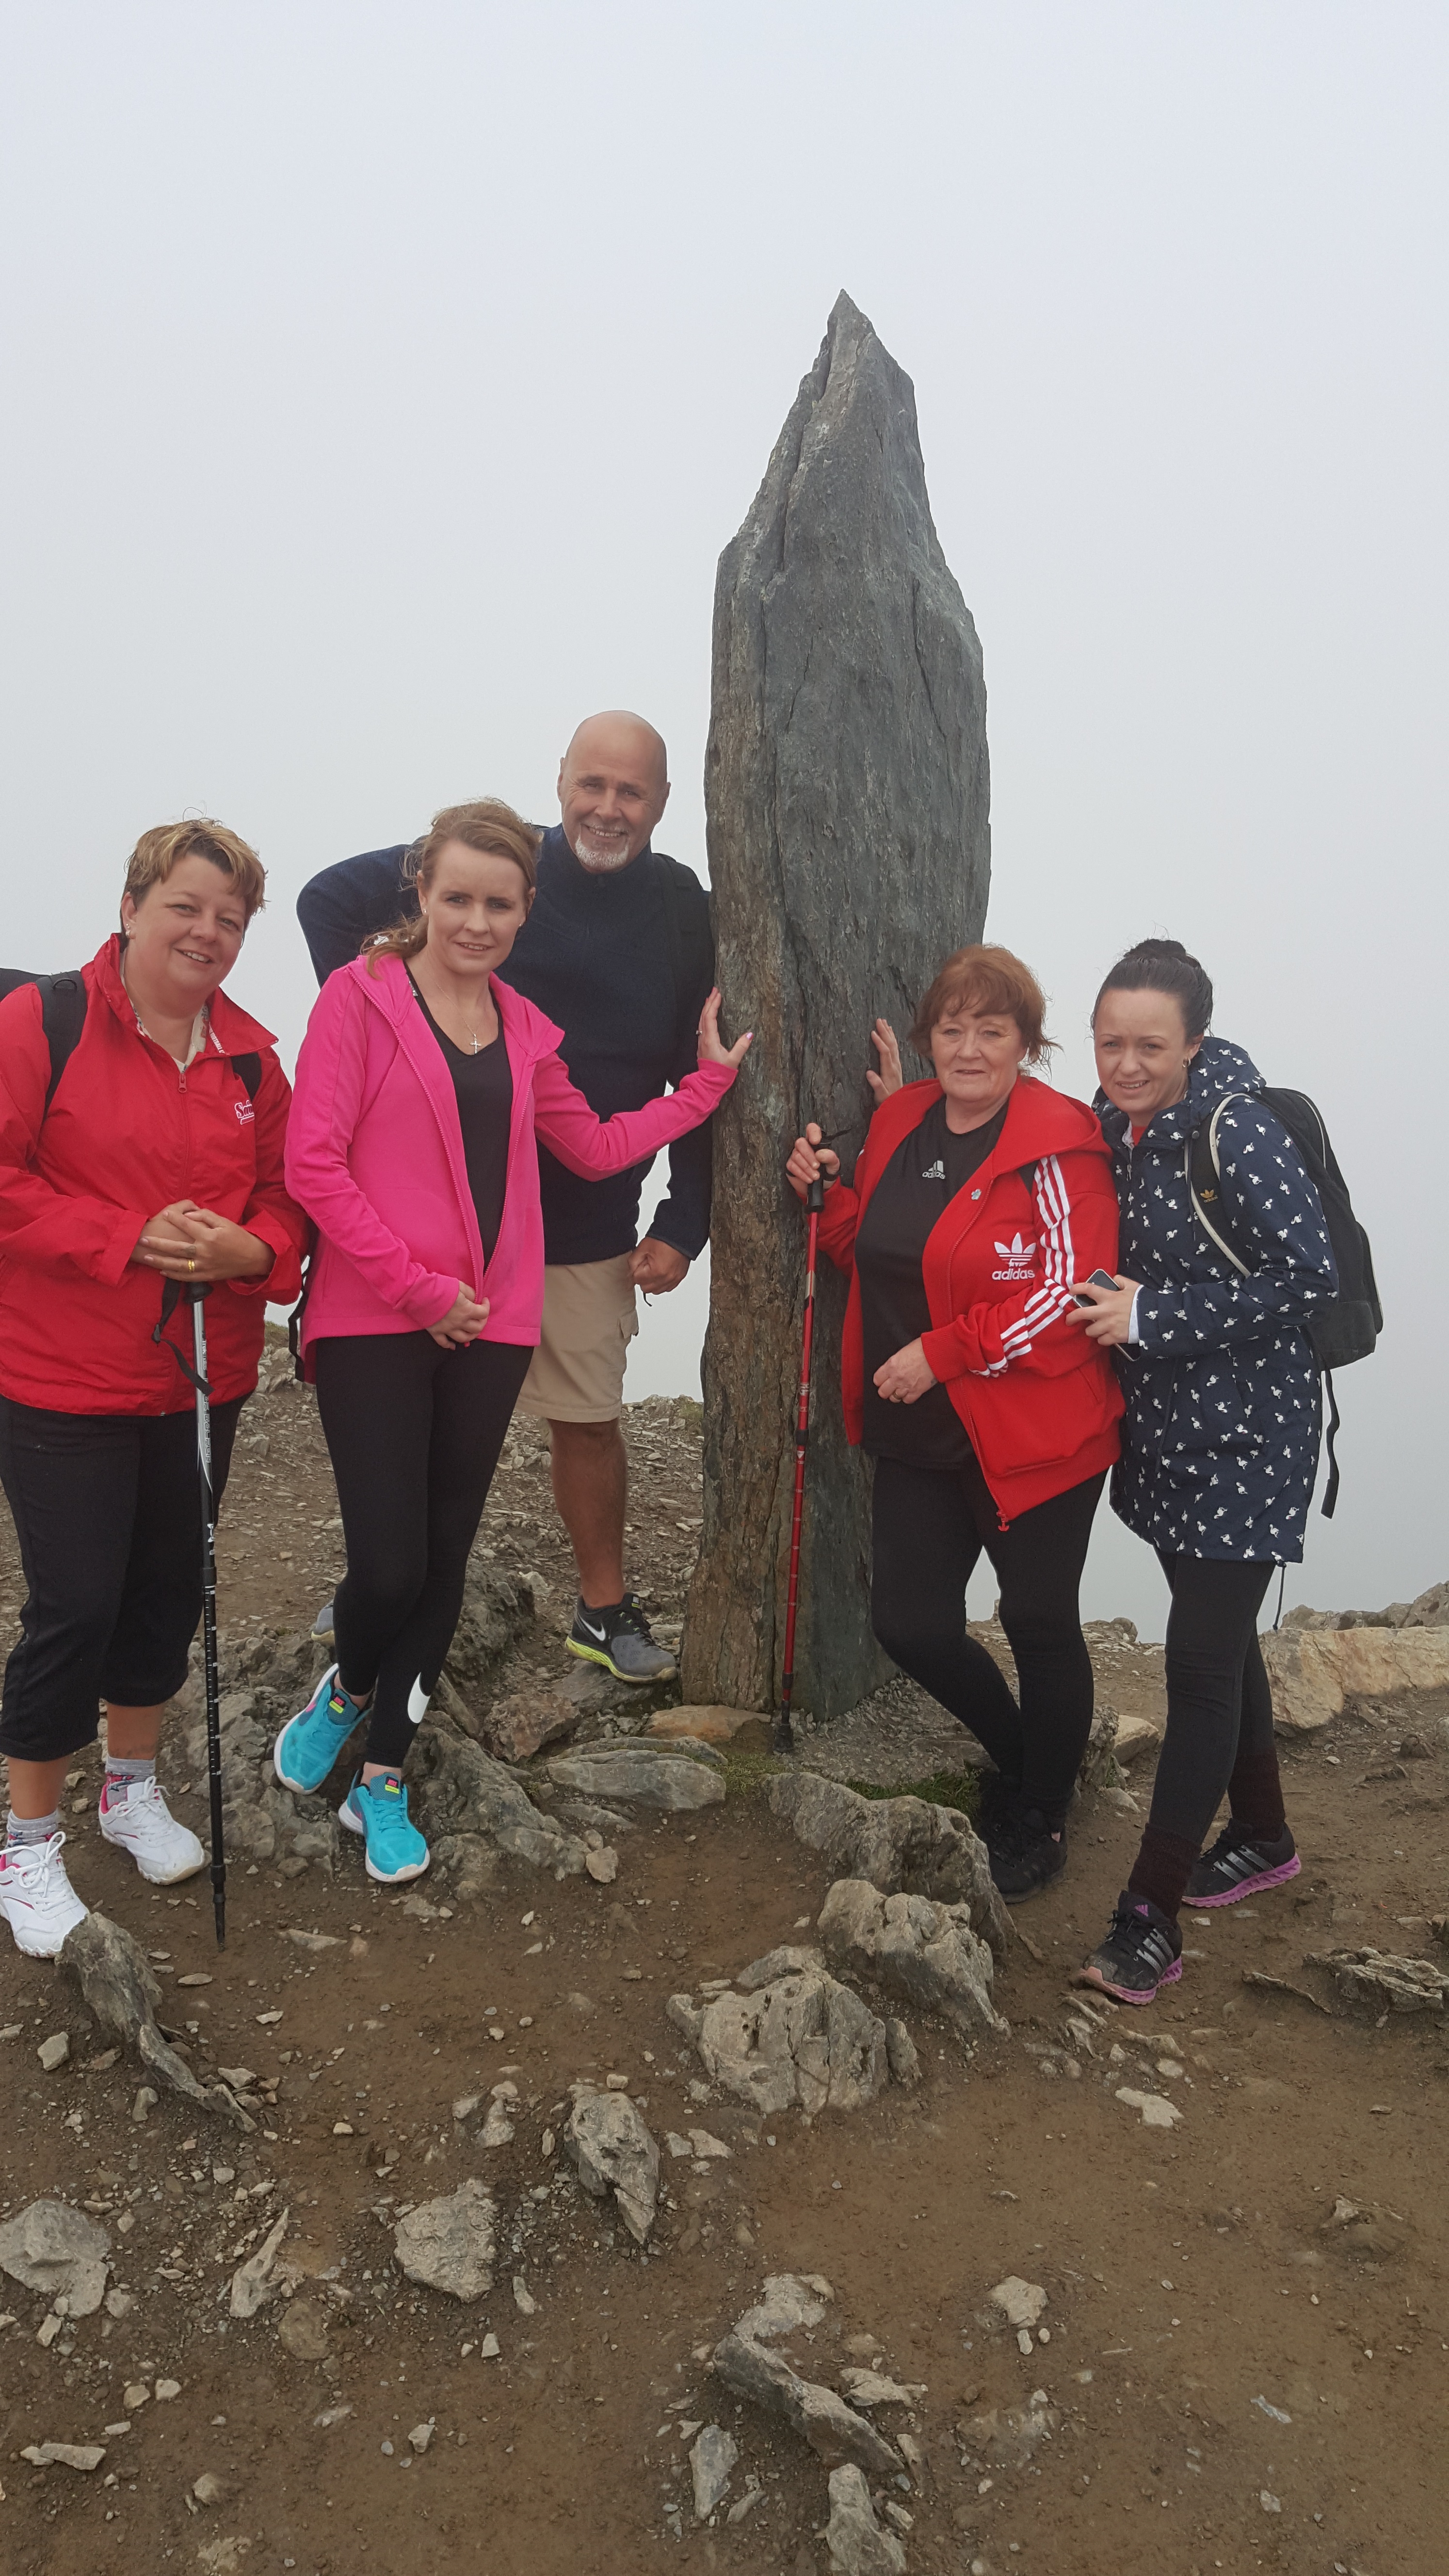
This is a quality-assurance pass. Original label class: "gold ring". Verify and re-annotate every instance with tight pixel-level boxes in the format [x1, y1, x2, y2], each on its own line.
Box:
[188, 1258, 196, 1274]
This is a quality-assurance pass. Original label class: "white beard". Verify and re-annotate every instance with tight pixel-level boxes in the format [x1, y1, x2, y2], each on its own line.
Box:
[573, 827, 633, 873]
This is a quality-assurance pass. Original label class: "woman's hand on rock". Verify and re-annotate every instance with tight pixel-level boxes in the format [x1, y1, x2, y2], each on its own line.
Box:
[786, 1123, 840, 1202]
[429, 1285, 490, 1349]
[873, 1338, 937, 1404]
[696, 988, 753, 1069]
[866, 1018, 903, 1104]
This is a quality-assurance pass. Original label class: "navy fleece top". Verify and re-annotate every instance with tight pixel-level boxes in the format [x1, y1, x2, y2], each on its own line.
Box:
[295, 827, 716, 1266]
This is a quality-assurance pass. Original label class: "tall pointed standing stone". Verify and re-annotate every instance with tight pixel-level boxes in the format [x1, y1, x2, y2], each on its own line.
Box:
[682, 293, 991, 1723]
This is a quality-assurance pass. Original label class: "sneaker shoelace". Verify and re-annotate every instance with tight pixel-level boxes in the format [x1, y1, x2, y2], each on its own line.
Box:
[1109, 1904, 1176, 1970]
[611, 1594, 657, 1641]
[2, 1831, 65, 1884]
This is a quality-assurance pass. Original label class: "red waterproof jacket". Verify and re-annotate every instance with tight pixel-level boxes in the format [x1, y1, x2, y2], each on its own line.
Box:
[818, 1074, 1125, 1522]
[0, 936, 307, 1415]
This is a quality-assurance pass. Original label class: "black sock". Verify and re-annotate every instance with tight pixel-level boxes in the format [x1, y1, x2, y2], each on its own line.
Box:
[1127, 1823, 1199, 1923]
[1225, 1750, 1288, 1845]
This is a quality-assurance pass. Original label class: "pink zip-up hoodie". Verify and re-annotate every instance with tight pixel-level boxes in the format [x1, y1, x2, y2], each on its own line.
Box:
[284, 953, 736, 1365]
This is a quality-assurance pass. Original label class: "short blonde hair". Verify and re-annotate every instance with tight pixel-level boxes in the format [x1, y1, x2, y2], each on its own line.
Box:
[123, 820, 266, 924]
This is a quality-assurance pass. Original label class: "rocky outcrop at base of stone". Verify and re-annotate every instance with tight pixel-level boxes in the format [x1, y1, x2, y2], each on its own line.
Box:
[768, 1771, 1008, 1959]
[817, 1879, 1007, 2042]
[1263, 1621, 1449, 1732]
[669, 1960, 890, 2116]
[564, 2090, 660, 2244]
[59, 1912, 255, 2130]
[414, 1732, 587, 1882]
[393, 2180, 497, 2300]
[178, 1563, 535, 1870]
[0, 2200, 111, 2317]
[543, 1744, 725, 1812]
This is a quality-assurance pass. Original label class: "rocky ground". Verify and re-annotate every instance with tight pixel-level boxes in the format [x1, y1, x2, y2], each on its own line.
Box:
[1, 1343, 1447, 2576]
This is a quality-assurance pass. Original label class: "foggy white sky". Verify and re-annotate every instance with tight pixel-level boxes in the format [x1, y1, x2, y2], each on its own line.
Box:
[2, 3, 1444, 1639]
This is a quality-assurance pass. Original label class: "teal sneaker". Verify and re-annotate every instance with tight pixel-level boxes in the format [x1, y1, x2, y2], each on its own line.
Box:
[273, 1665, 369, 1795]
[339, 1772, 430, 1884]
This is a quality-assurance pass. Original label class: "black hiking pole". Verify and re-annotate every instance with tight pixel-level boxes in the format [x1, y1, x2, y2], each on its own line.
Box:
[189, 1287, 227, 1949]
[153, 1279, 226, 1946]
[776, 1172, 825, 1755]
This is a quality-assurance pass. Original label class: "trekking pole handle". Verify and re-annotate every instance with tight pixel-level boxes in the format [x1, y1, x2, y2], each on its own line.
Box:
[806, 1173, 825, 1214]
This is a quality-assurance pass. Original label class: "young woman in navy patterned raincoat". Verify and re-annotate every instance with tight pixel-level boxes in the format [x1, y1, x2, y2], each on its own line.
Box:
[1068, 939, 1337, 2003]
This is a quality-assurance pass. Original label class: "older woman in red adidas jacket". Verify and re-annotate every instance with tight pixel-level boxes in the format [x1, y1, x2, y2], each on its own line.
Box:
[787, 945, 1122, 1904]
[0, 821, 306, 1961]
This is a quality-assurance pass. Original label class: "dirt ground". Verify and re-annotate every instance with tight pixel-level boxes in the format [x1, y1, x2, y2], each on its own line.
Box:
[1, 1354, 1447, 2576]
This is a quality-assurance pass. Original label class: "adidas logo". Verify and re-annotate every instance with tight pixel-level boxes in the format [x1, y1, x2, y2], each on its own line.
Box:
[991, 1227, 1038, 1283]
[921, 1158, 946, 1180]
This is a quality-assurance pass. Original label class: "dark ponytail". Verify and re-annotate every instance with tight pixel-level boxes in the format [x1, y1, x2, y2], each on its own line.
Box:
[1093, 937, 1213, 1040]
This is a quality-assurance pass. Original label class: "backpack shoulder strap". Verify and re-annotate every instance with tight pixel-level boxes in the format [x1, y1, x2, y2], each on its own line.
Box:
[1186, 1094, 1252, 1275]
[230, 1052, 262, 1103]
[654, 855, 689, 1058]
[37, 973, 90, 1112]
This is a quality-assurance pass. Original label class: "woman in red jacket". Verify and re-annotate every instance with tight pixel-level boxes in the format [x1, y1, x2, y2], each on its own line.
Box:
[0, 822, 307, 1958]
[787, 945, 1123, 1901]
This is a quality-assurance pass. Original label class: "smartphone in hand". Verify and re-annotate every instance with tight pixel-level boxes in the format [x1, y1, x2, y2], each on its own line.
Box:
[1071, 1268, 1118, 1308]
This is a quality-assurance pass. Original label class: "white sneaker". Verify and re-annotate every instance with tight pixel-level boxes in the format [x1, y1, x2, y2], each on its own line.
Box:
[99, 1777, 206, 1884]
[0, 1832, 89, 1958]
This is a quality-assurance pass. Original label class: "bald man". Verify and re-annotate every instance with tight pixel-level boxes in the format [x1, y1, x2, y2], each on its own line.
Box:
[295, 713, 716, 1687]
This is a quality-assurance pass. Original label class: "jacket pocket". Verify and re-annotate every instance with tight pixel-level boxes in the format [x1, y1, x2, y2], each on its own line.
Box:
[970, 1355, 1116, 1476]
[1165, 1360, 1258, 1459]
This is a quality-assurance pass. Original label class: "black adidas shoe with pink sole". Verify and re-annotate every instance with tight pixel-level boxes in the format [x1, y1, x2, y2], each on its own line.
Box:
[1076, 1892, 1183, 2005]
[1183, 1822, 1300, 1908]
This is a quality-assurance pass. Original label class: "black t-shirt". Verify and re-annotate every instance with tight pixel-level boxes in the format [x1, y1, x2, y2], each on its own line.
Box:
[856, 1095, 1009, 1468]
[410, 981, 515, 1265]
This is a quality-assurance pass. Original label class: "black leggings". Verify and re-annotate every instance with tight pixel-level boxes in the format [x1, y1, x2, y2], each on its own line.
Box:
[313, 1333, 532, 1769]
[869, 1455, 1106, 1821]
[0, 1394, 242, 1763]
[1127, 1553, 1284, 1918]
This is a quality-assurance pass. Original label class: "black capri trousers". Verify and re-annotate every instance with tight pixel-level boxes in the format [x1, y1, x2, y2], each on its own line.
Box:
[312, 1331, 532, 1770]
[0, 1394, 242, 1764]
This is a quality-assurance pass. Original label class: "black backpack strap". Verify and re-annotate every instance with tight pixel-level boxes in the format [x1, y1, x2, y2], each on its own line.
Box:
[655, 855, 689, 1061]
[230, 1052, 262, 1103]
[36, 972, 89, 1111]
[1320, 1368, 1341, 1520]
[1019, 1160, 1038, 1196]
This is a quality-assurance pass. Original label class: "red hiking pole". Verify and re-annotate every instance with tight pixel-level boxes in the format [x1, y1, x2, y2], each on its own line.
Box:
[776, 1172, 825, 1754]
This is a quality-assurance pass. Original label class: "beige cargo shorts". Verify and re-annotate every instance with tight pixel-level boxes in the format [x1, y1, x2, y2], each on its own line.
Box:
[515, 1253, 640, 1423]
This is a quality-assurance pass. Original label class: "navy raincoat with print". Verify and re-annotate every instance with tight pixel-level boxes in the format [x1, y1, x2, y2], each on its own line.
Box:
[1098, 1035, 1336, 1564]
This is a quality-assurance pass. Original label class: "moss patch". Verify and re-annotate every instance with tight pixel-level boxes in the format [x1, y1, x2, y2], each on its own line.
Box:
[845, 1770, 982, 1821]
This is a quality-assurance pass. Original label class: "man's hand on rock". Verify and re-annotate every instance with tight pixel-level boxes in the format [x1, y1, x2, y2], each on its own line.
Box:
[628, 1239, 690, 1297]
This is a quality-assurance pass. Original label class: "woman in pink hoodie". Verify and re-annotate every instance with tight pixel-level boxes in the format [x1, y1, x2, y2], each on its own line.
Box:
[278, 799, 748, 1885]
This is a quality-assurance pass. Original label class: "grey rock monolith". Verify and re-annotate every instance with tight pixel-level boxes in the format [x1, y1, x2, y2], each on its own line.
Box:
[684, 290, 990, 1722]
